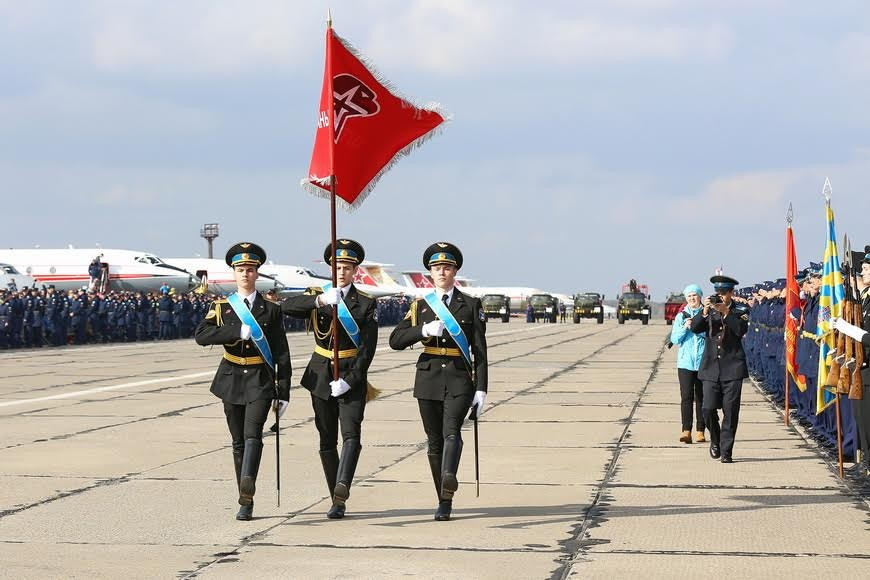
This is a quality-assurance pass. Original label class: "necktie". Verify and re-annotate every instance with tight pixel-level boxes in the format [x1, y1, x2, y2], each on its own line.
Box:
[442, 293, 449, 307]
[244, 298, 251, 309]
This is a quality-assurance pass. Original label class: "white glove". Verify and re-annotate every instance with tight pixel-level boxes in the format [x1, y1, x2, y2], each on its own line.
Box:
[272, 399, 289, 419]
[472, 390, 486, 417]
[318, 287, 341, 307]
[833, 317, 867, 342]
[330, 378, 351, 398]
[422, 320, 445, 337]
[240, 324, 251, 340]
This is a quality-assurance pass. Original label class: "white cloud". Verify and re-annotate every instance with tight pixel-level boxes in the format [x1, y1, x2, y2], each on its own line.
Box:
[0, 79, 216, 136]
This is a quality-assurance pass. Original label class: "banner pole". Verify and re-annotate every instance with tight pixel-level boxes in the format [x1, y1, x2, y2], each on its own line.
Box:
[784, 368, 790, 427]
[835, 392, 844, 478]
[330, 177, 340, 381]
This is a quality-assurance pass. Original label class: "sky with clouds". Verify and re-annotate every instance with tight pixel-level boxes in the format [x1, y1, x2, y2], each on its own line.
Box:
[2, 0, 870, 298]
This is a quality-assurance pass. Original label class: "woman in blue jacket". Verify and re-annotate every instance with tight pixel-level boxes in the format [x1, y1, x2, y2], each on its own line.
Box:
[670, 284, 707, 443]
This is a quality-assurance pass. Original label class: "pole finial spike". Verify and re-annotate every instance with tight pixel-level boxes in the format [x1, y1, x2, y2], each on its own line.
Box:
[823, 177, 832, 202]
[786, 202, 793, 224]
[327, 8, 332, 28]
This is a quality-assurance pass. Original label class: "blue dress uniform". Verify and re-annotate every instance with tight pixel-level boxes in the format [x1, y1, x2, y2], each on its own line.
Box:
[0, 292, 10, 348]
[280, 239, 378, 519]
[194, 242, 291, 521]
[158, 294, 173, 340]
[690, 275, 749, 463]
[390, 243, 488, 521]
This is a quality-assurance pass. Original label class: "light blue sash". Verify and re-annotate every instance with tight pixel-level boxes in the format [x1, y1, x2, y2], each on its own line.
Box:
[424, 291, 472, 368]
[322, 283, 361, 348]
[227, 293, 274, 369]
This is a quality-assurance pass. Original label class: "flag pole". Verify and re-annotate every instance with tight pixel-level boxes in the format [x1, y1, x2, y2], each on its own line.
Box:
[835, 392, 844, 478]
[326, 10, 340, 380]
[784, 204, 793, 427]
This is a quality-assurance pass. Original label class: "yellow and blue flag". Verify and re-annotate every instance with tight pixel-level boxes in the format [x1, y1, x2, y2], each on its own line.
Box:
[816, 201, 845, 414]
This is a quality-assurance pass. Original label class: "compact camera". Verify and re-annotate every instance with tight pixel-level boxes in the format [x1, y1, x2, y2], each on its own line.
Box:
[709, 294, 723, 305]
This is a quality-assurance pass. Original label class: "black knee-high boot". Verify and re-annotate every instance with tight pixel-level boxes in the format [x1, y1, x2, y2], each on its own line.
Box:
[237, 438, 263, 520]
[319, 449, 340, 499]
[329, 438, 361, 519]
[440, 435, 463, 500]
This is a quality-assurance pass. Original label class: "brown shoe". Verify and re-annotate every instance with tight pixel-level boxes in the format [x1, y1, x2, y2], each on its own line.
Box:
[679, 430, 692, 444]
[695, 431, 706, 443]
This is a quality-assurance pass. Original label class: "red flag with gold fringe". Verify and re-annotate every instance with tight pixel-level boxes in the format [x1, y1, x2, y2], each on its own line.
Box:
[785, 223, 808, 392]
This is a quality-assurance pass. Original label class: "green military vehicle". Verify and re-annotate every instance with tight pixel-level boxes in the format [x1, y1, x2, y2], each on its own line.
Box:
[529, 293, 559, 323]
[617, 281, 651, 325]
[573, 292, 604, 324]
[481, 293, 511, 323]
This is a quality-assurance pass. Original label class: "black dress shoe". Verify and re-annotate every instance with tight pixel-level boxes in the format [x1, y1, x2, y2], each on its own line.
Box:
[720, 455, 733, 464]
[327, 501, 346, 519]
[709, 443, 721, 459]
[434, 500, 452, 521]
[236, 503, 253, 521]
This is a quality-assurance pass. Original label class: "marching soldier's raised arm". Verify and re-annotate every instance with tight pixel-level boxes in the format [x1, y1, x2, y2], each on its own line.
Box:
[194, 300, 240, 346]
[389, 300, 424, 350]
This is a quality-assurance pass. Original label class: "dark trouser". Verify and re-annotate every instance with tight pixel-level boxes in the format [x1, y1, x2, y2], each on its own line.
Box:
[223, 399, 272, 452]
[677, 368, 705, 432]
[702, 379, 743, 456]
[418, 393, 473, 455]
[311, 391, 367, 451]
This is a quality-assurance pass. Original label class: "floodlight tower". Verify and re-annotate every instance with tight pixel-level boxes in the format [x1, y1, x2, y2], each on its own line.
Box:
[200, 223, 219, 259]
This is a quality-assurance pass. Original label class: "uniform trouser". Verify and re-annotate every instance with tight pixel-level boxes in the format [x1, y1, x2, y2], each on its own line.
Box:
[310, 391, 367, 452]
[223, 399, 271, 453]
[702, 379, 744, 456]
[677, 368, 705, 432]
[159, 321, 172, 340]
[418, 393, 473, 455]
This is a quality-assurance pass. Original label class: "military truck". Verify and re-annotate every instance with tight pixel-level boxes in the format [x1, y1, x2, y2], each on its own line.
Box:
[617, 281, 651, 325]
[664, 292, 687, 325]
[528, 293, 559, 323]
[481, 293, 511, 323]
[573, 292, 604, 324]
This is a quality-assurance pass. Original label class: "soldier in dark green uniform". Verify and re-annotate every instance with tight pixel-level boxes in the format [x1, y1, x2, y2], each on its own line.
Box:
[194, 242, 291, 521]
[389, 242, 488, 521]
[280, 239, 377, 519]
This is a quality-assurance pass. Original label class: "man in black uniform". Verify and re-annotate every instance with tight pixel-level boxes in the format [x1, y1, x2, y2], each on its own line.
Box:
[691, 274, 750, 463]
[832, 246, 870, 475]
[280, 239, 377, 519]
[389, 242, 488, 521]
[194, 242, 291, 521]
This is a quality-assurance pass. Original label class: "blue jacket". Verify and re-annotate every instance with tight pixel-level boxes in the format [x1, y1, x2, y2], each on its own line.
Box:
[670, 305, 706, 371]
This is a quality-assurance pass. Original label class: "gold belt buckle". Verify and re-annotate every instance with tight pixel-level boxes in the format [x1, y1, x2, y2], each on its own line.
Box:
[440, 347, 447, 355]
[239, 356, 246, 365]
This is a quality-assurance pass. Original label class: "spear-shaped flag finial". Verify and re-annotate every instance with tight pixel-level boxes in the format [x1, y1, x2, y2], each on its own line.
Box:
[786, 201, 794, 224]
[327, 8, 332, 29]
[823, 177, 832, 203]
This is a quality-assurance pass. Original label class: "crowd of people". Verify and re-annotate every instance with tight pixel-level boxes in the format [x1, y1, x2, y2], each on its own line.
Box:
[668, 260, 869, 476]
[0, 284, 412, 349]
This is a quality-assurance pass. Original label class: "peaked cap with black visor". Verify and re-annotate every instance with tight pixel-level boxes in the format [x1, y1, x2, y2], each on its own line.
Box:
[423, 242, 463, 270]
[710, 274, 739, 292]
[225, 242, 266, 269]
[324, 239, 365, 266]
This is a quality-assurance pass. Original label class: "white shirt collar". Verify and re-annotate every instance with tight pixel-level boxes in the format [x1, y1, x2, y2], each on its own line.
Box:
[239, 290, 258, 306]
[339, 283, 353, 297]
[435, 286, 455, 304]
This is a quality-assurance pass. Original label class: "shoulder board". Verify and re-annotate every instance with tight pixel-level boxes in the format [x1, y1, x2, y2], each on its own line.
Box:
[304, 287, 323, 296]
[213, 299, 228, 304]
[356, 289, 372, 299]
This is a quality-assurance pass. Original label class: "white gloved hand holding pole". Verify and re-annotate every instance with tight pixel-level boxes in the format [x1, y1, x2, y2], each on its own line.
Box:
[272, 399, 289, 419]
[472, 390, 486, 417]
[833, 317, 867, 343]
[240, 324, 251, 340]
[422, 320, 445, 337]
[330, 378, 351, 398]
[317, 288, 341, 307]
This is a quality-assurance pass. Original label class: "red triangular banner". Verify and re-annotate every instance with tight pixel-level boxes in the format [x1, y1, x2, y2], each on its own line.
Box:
[302, 28, 447, 210]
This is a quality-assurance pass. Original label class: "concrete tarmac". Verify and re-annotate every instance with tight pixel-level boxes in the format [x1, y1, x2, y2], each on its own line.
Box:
[1, 321, 868, 579]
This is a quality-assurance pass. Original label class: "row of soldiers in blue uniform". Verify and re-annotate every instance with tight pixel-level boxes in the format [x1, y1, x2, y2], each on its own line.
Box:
[0, 287, 216, 348]
[738, 264, 860, 462]
[1, 286, 412, 349]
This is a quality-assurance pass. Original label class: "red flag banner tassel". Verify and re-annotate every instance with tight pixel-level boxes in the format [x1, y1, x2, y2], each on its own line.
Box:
[302, 28, 450, 212]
